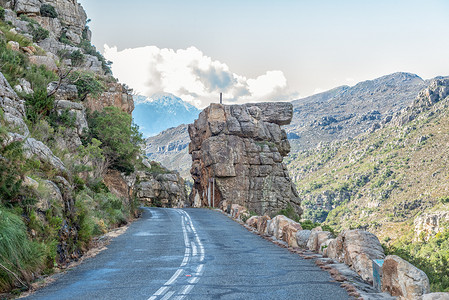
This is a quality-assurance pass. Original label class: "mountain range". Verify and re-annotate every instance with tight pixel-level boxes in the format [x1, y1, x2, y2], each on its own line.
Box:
[144, 72, 429, 178]
[133, 93, 201, 137]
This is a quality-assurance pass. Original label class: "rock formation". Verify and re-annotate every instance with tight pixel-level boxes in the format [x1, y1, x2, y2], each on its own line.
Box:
[135, 170, 187, 208]
[414, 211, 449, 241]
[188, 102, 302, 216]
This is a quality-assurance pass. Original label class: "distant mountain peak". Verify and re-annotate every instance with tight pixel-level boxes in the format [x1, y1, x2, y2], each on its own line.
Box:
[132, 93, 201, 137]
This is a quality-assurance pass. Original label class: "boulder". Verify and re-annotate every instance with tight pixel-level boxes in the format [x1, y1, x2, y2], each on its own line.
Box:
[7, 41, 20, 51]
[54, 100, 88, 135]
[325, 238, 341, 260]
[47, 82, 78, 101]
[282, 221, 302, 247]
[322, 238, 335, 256]
[422, 293, 449, 300]
[85, 82, 134, 114]
[246, 216, 259, 228]
[306, 230, 333, 252]
[23, 176, 39, 189]
[337, 230, 385, 283]
[21, 136, 67, 173]
[256, 215, 271, 235]
[134, 169, 187, 208]
[3, 112, 29, 136]
[296, 229, 311, 248]
[382, 255, 430, 300]
[230, 204, 248, 219]
[14, 0, 41, 14]
[36, 180, 63, 211]
[268, 215, 299, 240]
[29, 55, 58, 71]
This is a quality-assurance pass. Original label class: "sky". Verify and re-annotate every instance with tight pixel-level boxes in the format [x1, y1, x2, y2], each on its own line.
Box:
[78, 0, 449, 108]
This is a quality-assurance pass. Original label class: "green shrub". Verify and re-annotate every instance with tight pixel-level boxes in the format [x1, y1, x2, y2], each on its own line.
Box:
[0, 207, 44, 291]
[0, 39, 28, 85]
[22, 17, 49, 42]
[24, 87, 55, 124]
[0, 143, 23, 205]
[70, 50, 85, 67]
[48, 109, 76, 129]
[40, 4, 58, 18]
[275, 204, 301, 222]
[24, 64, 58, 91]
[59, 31, 72, 45]
[68, 71, 104, 100]
[0, 7, 5, 21]
[85, 107, 143, 174]
[300, 220, 321, 230]
[439, 196, 449, 204]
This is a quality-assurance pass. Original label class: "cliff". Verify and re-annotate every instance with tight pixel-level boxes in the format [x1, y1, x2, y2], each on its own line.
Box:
[188, 102, 301, 216]
[0, 0, 184, 294]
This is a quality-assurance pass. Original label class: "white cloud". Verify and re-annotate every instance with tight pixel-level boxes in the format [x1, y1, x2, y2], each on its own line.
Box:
[103, 45, 297, 108]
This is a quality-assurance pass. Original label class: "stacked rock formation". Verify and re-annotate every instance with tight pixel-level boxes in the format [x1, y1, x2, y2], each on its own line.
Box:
[188, 102, 302, 216]
[135, 169, 187, 208]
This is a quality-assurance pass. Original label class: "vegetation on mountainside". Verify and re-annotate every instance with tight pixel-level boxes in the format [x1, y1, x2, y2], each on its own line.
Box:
[287, 87, 449, 291]
[84, 106, 143, 174]
[386, 227, 449, 292]
[0, 13, 141, 293]
[40, 4, 58, 18]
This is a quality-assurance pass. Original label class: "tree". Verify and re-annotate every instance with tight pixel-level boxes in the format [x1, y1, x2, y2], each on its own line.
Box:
[86, 107, 143, 174]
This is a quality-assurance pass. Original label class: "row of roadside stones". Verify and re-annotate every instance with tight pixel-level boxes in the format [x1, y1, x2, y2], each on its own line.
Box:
[225, 204, 448, 300]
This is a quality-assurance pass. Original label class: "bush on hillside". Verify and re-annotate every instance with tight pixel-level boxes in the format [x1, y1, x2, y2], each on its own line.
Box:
[85, 107, 143, 174]
[40, 4, 58, 18]
[68, 71, 104, 101]
[0, 7, 5, 21]
[24, 87, 55, 124]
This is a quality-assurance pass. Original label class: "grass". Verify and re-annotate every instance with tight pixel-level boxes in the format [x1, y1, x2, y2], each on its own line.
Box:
[0, 207, 44, 292]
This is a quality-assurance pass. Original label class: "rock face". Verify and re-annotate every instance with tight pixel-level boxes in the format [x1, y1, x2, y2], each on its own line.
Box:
[135, 170, 187, 208]
[382, 255, 430, 300]
[394, 77, 449, 126]
[85, 82, 134, 114]
[414, 211, 449, 241]
[144, 124, 192, 178]
[13, 0, 87, 43]
[188, 102, 302, 216]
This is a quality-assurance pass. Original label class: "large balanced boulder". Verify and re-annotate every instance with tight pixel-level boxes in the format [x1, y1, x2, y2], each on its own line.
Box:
[382, 255, 430, 300]
[188, 102, 302, 216]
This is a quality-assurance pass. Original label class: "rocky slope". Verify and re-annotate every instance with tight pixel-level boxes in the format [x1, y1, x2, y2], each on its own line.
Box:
[188, 102, 301, 216]
[287, 72, 427, 151]
[0, 0, 186, 294]
[286, 77, 449, 291]
[144, 124, 191, 178]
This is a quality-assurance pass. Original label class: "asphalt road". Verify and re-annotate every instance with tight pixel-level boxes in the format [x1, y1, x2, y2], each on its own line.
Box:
[25, 208, 349, 300]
